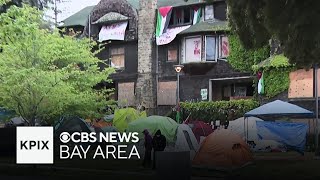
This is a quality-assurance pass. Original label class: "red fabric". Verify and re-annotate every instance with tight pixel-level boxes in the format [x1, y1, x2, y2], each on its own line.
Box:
[193, 5, 199, 11]
[257, 71, 262, 79]
[159, 6, 173, 17]
[187, 120, 214, 142]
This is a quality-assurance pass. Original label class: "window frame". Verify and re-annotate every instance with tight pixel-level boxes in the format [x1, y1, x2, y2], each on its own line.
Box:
[204, 4, 215, 21]
[183, 35, 203, 63]
[109, 46, 125, 70]
[169, 7, 194, 28]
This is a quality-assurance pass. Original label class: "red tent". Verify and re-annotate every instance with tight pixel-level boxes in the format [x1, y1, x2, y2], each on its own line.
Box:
[185, 120, 214, 143]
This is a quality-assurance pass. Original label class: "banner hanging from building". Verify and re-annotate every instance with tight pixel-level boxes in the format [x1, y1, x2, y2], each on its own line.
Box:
[156, 25, 191, 45]
[98, 21, 128, 42]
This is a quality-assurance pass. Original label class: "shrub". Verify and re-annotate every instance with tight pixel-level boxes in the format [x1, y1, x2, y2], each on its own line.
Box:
[180, 99, 259, 123]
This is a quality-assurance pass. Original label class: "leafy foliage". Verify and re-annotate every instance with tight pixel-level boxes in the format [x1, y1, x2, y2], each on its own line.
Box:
[0, 5, 115, 125]
[180, 99, 259, 123]
[263, 68, 292, 98]
[228, 34, 269, 72]
[225, 0, 320, 68]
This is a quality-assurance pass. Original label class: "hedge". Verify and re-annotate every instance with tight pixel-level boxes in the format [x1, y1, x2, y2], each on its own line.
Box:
[180, 99, 259, 123]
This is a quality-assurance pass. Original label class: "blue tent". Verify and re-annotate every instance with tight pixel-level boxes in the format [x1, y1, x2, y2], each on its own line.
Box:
[243, 100, 314, 154]
[245, 100, 314, 118]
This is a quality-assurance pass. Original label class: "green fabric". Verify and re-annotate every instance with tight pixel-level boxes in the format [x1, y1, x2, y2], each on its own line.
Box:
[156, 10, 163, 37]
[113, 108, 147, 132]
[126, 116, 179, 142]
[59, 6, 95, 28]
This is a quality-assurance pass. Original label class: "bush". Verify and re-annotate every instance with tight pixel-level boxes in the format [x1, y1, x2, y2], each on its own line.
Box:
[180, 99, 259, 123]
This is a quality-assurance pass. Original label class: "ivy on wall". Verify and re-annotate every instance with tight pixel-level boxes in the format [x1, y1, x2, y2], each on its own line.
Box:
[227, 34, 270, 72]
[255, 54, 294, 99]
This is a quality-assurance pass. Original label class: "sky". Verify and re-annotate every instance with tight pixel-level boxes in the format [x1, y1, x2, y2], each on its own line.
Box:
[45, 0, 100, 24]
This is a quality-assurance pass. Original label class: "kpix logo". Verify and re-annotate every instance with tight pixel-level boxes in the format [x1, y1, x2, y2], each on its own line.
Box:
[16, 127, 54, 164]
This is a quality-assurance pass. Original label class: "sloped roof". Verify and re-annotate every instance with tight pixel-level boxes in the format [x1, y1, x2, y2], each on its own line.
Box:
[59, 6, 95, 28]
[244, 100, 314, 118]
[179, 20, 229, 35]
[92, 12, 129, 24]
[255, 54, 290, 69]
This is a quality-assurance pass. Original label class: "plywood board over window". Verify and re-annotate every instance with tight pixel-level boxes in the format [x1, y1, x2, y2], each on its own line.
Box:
[167, 44, 178, 62]
[118, 82, 135, 106]
[110, 47, 125, 69]
[157, 81, 177, 105]
[288, 69, 313, 98]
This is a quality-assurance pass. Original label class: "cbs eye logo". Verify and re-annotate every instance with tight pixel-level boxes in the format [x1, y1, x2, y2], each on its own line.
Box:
[59, 132, 71, 143]
[16, 127, 54, 164]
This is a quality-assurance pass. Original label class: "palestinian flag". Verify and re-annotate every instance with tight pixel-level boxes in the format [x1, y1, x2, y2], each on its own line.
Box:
[193, 6, 201, 25]
[176, 102, 181, 124]
[257, 71, 265, 94]
[156, 6, 173, 37]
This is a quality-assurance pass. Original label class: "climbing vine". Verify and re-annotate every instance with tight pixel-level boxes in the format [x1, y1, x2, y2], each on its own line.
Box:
[228, 34, 270, 72]
[255, 55, 295, 99]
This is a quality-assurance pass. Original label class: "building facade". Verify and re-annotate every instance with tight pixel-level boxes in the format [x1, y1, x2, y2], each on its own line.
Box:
[60, 0, 255, 115]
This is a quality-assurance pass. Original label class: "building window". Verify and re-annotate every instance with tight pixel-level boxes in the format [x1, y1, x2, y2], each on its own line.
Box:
[110, 47, 125, 69]
[118, 82, 135, 106]
[204, 5, 214, 21]
[181, 35, 229, 64]
[205, 36, 217, 61]
[169, 8, 193, 26]
[167, 44, 178, 62]
[185, 36, 202, 63]
[157, 81, 177, 105]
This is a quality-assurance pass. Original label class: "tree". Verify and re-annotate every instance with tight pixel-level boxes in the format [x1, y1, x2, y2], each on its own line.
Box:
[0, 4, 115, 126]
[225, 0, 320, 68]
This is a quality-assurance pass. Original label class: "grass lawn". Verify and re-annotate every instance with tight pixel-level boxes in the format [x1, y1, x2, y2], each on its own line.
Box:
[1, 152, 320, 179]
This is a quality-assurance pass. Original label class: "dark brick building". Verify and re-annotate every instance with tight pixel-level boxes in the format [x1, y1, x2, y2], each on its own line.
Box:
[60, 0, 255, 115]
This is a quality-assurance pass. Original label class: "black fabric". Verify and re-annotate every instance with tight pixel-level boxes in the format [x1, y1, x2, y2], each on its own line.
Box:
[152, 130, 167, 151]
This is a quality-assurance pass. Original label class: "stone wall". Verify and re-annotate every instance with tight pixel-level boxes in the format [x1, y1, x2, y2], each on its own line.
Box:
[135, 0, 157, 114]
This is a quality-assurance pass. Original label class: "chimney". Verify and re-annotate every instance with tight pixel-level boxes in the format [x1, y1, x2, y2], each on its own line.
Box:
[135, 0, 158, 114]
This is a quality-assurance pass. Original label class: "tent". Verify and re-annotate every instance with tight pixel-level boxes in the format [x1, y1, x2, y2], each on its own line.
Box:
[126, 116, 179, 142]
[113, 108, 147, 132]
[193, 129, 253, 170]
[244, 100, 314, 154]
[245, 100, 314, 119]
[55, 116, 93, 134]
[228, 117, 263, 141]
[175, 124, 199, 159]
[256, 121, 308, 154]
[185, 121, 213, 143]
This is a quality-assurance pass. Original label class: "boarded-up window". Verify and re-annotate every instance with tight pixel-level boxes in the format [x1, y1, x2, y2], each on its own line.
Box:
[288, 69, 313, 98]
[185, 36, 202, 63]
[118, 82, 135, 106]
[167, 45, 178, 62]
[157, 81, 177, 105]
[110, 47, 125, 69]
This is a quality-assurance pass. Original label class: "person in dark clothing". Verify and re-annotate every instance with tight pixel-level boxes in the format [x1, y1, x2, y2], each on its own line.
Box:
[142, 129, 153, 168]
[152, 130, 166, 169]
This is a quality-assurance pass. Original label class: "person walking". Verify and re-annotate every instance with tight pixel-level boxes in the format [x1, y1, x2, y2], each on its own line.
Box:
[142, 129, 153, 168]
[152, 129, 166, 169]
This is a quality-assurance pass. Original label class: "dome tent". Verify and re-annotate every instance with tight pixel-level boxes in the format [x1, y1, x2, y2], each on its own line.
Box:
[126, 116, 179, 142]
[193, 129, 253, 170]
[228, 117, 263, 141]
[175, 124, 199, 159]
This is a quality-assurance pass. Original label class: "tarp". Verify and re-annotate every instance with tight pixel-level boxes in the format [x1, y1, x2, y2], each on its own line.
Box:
[126, 116, 179, 142]
[256, 121, 308, 154]
[244, 100, 314, 118]
[113, 108, 147, 132]
[193, 129, 253, 169]
[228, 117, 263, 141]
